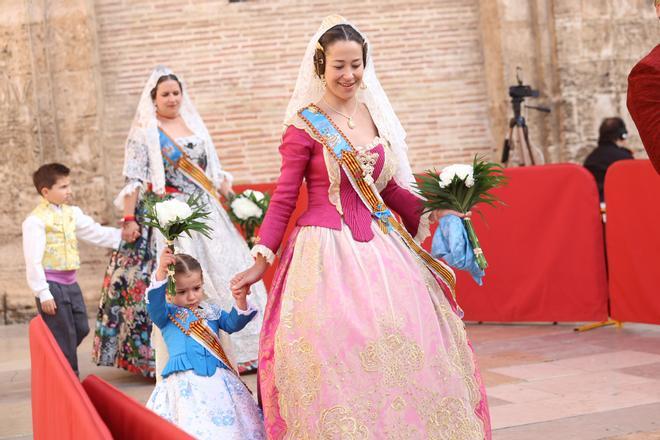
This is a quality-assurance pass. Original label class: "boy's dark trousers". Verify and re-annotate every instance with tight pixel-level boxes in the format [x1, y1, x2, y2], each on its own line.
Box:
[35, 281, 90, 376]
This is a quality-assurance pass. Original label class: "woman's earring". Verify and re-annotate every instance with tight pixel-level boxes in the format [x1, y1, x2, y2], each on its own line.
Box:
[321, 76, 327, 89]
[360, 81, 367, 90]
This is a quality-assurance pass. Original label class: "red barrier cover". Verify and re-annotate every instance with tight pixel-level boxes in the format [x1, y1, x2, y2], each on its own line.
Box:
[606, 160, 660, 324]
[82, 375, 193, 439]
[422, 164, 609, 322]
[29, 316, 112, 440]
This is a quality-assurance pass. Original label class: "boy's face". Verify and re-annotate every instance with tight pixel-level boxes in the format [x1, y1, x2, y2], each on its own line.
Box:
[41, 176, 72, 205]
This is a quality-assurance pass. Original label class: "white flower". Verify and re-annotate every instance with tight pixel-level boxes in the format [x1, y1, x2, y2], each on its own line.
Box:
[154, 199, 193, 226]
[438, 164, 475, 188]
[242, 189, 265, 202]
[231, 197, 263, 221]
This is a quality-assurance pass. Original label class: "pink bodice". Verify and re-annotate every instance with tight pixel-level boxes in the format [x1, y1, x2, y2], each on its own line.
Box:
[257, 125, 426, 254]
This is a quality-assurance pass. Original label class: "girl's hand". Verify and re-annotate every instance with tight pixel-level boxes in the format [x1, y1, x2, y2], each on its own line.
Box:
[230, 256, 268, 293]
[155, 247, 177, 281]
[232, 285, 250, 311]
[430, 209, 472, 223]
[121, 221, 141, 243]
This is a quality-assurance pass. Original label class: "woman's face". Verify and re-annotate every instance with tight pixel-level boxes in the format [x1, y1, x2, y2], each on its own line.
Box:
[323, 40, 364, 101]
[172, 271, 204, 309]
[154, 79, 182, 117]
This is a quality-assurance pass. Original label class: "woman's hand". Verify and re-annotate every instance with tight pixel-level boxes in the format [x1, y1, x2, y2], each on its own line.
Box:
[155, 247, 177, 281]
[230, 256, 268, 293]
[121, 220, 141, 243]
[430, 209, 472, 223]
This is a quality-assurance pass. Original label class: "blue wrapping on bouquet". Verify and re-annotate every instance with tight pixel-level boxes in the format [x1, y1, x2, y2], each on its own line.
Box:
[431, 215, 485, 285]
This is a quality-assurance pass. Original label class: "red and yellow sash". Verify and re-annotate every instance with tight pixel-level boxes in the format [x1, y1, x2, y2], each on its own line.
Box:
[158, 128, 223, 203]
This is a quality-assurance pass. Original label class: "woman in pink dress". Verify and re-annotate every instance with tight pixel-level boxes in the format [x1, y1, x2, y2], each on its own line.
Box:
[231, 15, 491, 439]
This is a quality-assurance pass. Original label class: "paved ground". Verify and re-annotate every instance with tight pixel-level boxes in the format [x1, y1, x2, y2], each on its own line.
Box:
[2, 319, 660, 439]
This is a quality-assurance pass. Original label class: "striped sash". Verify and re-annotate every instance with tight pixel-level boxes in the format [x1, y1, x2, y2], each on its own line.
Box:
[159, 129, 222, 203]
[298, 104, 456, 295]
[168, 312, 252, 392]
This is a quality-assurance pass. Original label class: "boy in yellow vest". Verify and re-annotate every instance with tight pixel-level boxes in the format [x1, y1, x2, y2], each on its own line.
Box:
[22, 163, 122, 375]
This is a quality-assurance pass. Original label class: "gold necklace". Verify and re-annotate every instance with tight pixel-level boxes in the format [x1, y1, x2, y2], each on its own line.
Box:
[322, 96, 359, 129]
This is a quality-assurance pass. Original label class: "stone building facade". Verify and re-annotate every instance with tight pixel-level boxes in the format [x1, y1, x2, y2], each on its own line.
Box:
[2, 0, 658, 318]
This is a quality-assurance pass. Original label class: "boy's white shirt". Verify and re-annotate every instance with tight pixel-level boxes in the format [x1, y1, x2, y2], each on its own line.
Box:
[22, 204, 122, 302]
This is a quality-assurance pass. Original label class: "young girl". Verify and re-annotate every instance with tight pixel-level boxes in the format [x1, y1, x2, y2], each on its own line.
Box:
[146, 247, 265, 439]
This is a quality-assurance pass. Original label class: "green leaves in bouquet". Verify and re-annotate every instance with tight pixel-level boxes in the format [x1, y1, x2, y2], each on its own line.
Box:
[141, 191, 214, 241]
[414, 155, 507, 214]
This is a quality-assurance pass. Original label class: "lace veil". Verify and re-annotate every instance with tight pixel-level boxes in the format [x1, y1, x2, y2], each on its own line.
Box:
[121, 65, 230, 198]
[284, 15, 415, 188]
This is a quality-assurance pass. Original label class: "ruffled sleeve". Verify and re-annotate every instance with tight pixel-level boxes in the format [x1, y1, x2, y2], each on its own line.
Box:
[123, 136, 150, 183]
[114, 133, 151, 209]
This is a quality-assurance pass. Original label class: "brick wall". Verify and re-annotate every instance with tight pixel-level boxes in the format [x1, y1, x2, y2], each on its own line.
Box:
[95, 0, 494, 202]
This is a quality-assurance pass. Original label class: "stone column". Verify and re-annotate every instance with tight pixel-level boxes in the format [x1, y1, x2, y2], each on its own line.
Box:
[0, 0, 108, 313]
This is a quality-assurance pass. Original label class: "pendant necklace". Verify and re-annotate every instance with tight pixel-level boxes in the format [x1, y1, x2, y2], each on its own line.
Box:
[322, 97, 359, 129]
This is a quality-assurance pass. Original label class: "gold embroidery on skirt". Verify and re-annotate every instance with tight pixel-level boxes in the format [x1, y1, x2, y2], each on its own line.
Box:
[439, 305, 482, 408]
[286, 233, 322, 302]
[383, 411, 420, 440]
[319, 405, 370, 439]
[274, 335, 322, 426]
[420, 396, 484, 440]
[359, 323, 424, 388]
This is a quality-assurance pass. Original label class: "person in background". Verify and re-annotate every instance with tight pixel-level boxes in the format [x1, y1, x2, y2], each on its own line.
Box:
[583, 117, 634, 202]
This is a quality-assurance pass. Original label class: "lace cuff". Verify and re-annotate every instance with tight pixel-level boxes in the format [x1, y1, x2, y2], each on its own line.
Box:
[113, 180, 143, 210]
[414, 210, 432, 243]
[251, 244, 275, 265]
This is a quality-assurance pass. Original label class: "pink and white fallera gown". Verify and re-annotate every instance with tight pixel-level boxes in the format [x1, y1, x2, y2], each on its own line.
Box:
[251, 118, 491, 440]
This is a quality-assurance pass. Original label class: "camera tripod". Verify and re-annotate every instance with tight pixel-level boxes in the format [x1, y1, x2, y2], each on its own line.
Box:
[501, 113, 545, 167]
[500, 69, 550, 167]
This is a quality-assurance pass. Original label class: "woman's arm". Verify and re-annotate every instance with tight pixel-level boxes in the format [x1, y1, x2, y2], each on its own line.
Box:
[231, 126, 313, 290]
[251, 125, 313, 262]
[380, 179, 427, 239]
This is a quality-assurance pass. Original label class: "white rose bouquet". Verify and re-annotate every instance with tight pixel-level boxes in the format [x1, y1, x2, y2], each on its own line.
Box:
[414, 156, 507, 270]
[142, 193, 213, 296]
[227, 189, 271, 248]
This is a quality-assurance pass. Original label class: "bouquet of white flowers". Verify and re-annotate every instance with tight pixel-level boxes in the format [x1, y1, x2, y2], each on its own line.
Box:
[414, 156, 507, 270]
[227, 189, 271, 248]
[142, 193, 213, 296]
